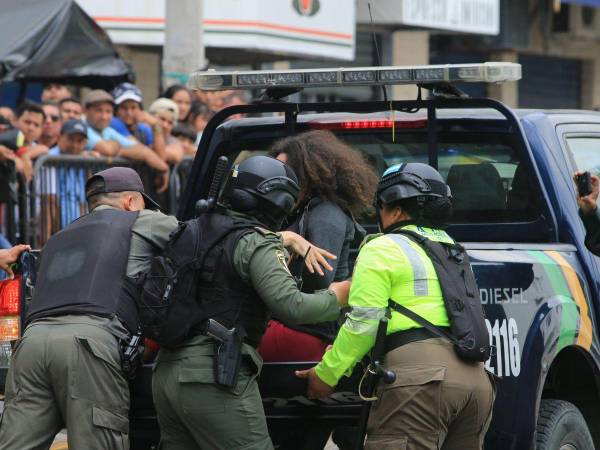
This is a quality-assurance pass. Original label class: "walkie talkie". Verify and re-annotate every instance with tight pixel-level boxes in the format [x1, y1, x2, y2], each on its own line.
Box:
[195, 156, 229, 216]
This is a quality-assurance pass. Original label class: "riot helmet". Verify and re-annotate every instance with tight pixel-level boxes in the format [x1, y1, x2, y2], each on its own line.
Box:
[376, 162, 452, 229]
[223, 155, 300, 230]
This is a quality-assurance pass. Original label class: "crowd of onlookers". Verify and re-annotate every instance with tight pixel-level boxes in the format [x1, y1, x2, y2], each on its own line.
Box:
[0, 81, 248, 187]
[0, 81, 248, 260]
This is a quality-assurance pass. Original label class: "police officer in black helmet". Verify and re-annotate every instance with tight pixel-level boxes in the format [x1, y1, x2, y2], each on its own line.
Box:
[152, 155, 351, 450]
[300, 162, 495, 450]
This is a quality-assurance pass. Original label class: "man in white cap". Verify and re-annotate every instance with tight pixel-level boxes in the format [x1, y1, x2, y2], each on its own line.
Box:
[111, 83, 168, 162]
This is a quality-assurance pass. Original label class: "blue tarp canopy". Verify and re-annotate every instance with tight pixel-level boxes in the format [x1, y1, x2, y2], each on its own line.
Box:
[562, 0, 600, 7]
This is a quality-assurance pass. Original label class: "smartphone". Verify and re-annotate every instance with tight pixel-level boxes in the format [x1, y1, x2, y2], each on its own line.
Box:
[577, 171, 593, 197]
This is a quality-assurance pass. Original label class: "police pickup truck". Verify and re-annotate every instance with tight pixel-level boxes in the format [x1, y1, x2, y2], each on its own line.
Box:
[2, 62, 600, 450]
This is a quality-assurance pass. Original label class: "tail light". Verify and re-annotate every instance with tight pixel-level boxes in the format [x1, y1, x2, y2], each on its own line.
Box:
[309, 119, 427, 131]
[0, 275, 21, 366]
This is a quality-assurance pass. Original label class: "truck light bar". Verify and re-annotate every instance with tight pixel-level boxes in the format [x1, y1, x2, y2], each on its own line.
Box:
[189, 62, 521, 91]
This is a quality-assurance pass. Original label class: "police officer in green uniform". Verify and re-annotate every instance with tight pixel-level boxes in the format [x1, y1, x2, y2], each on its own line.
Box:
[297, 163, 495, 450]
[151, 155, 350, 450]
[0, 167, 178, 450]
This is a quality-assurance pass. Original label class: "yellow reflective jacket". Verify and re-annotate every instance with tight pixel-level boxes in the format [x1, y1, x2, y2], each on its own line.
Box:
[315, 224, 452, 387]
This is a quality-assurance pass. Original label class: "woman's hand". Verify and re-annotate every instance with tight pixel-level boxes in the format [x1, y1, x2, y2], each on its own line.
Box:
[574, 171, 600, 216]
[280, 231, 336, 276]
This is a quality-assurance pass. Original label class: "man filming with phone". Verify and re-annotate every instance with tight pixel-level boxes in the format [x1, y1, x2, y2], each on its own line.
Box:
[574, 171, 600, 254]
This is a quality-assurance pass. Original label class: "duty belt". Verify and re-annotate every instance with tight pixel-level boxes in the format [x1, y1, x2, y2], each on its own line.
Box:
[384, 326, 452, 354]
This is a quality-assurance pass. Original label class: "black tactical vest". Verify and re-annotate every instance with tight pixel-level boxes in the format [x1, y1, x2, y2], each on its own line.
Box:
[26, 208, 139, 333]
[138, 212, 269, 347]
[195, 213, 268, 346]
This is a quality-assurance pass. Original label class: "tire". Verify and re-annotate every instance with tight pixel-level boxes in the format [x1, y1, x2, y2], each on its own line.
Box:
[536, 399, 595, 450]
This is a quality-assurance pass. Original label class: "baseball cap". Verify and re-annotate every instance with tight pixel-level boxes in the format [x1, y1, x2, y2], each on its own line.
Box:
[149, 98, 179, 124]
[60, 119, 87, 137]
[83, 90, 114, 108]
[112, 83, 143, 106]
[85, 167, 160, 210]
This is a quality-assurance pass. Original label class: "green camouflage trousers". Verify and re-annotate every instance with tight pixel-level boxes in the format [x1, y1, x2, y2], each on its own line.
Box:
[152, 338, 272, 450]
[0, 316, 130, 450]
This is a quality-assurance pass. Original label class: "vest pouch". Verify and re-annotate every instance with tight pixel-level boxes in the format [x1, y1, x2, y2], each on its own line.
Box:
[137, 255, 180, 344]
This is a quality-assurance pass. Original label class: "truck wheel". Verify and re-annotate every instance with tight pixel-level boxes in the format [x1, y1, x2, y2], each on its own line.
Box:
[536, 399, 594, 450]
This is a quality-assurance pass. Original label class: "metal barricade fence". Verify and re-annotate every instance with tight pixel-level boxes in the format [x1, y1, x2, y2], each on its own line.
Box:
[2, 155, 197, 248]
[168, 156, 195, 215]
[30, 155, 145, 247]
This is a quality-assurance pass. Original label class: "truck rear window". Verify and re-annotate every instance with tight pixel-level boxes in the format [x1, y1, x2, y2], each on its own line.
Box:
[226, 129, 542, 225]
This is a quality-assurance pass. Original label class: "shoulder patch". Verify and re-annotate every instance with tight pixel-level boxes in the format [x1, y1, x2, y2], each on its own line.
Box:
[275, 249, 292, 275]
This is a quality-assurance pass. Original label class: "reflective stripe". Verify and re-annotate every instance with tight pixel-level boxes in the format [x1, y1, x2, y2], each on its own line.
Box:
[350, 306, 386, 321]
[387, 234, 429, 296]
[344, 306, 386, 336]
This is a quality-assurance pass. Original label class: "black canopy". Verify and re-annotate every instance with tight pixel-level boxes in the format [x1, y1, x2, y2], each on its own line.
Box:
[0, 0, 133, 89]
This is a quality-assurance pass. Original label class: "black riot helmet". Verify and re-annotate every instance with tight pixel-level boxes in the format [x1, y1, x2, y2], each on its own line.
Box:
[376, 162, 452, 229]
[376, 162, 451, 206]
[223, 155, 300, 230]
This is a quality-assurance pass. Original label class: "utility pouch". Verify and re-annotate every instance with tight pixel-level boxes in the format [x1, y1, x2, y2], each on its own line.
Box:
[205, 319, 243, 387]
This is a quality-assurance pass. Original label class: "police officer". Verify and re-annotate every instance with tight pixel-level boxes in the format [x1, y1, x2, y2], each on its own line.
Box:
[297, 163, 495, 450]
[0, 167, 178, 449]
[151, 155, 350, 450]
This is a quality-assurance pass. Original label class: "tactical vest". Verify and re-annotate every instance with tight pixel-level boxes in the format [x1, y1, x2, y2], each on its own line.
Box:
[196, 214, 268, 346]
[138, 212, 268, 347]
[26, 209, 139, 333]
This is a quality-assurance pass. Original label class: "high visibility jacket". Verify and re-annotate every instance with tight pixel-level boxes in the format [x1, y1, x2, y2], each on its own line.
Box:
[315, 224, 452, 387]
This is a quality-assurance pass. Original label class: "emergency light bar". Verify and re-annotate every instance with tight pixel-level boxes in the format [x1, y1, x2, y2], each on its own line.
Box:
[189, 62, 521, 91]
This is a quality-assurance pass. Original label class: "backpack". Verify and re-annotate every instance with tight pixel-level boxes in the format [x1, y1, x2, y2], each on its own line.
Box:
[389, 229, 491, 362]
[136, 214, 257, 347]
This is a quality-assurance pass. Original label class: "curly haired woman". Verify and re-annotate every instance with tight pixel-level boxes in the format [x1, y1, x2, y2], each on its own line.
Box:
[260, 130, 377, 359]
[259, 130, 377, 449]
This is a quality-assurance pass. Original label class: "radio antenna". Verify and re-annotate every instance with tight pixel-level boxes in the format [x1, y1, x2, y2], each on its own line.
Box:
[368, 3, 388, 102]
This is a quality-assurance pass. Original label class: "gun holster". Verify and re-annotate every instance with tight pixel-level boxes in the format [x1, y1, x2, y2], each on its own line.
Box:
[213, 337, 242, 388]
[204, 319, 244, 388]
[120, 333, 144, 380]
